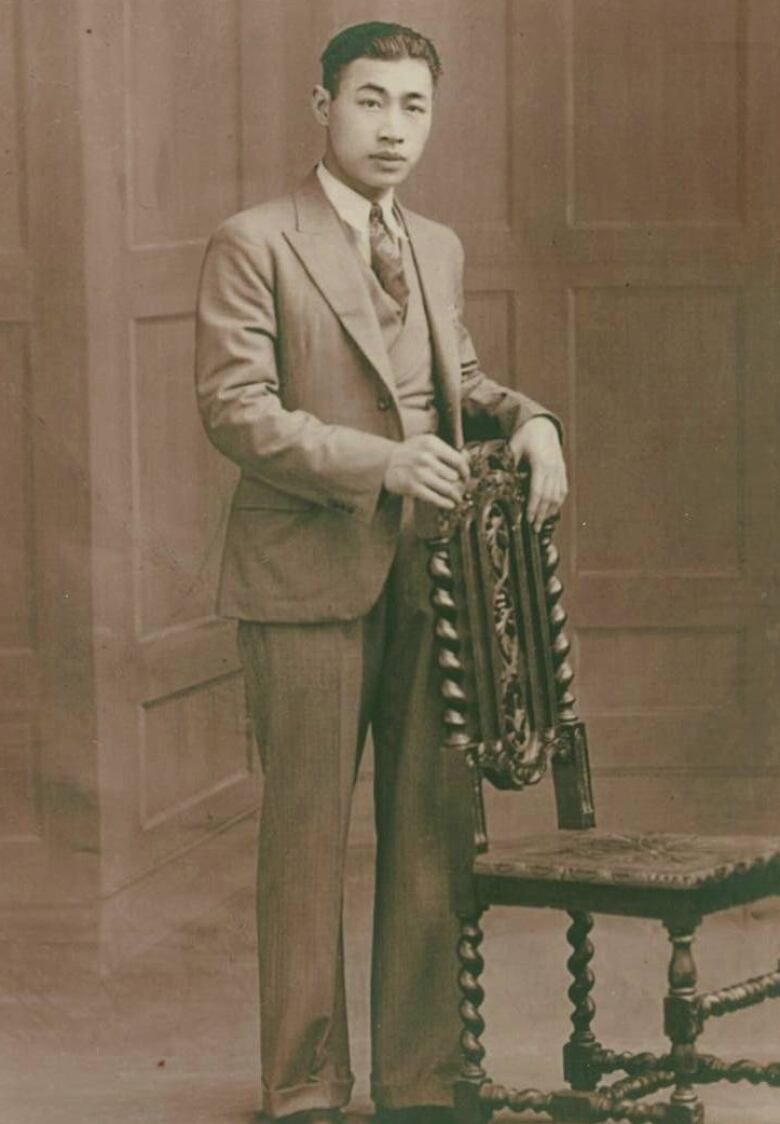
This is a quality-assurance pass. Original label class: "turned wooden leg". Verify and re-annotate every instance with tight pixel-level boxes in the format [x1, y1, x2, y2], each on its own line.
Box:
[664, 920, 705, 1124]
[454, 913, 491, 1124]
[563, 910, 600, 1091]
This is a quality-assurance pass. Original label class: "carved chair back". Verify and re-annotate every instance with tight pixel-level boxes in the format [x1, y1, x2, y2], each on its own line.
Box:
[425, 440, 595, 854]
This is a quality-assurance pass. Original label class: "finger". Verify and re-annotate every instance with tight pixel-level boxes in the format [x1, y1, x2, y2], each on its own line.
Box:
[411, 482, 456, 510]
[538, 477, 562, 521]
[553, 474, 569, 509]
[421, 455, 460, 484]
[536, 483, 568, 529]
[528, 472, 556, 529]
[428, 438, 471, 481]
[421, 470, 466, 506]
[533, 498, 555, 531]
[526, 479, 544, 526]
[554, 463, 568, 493]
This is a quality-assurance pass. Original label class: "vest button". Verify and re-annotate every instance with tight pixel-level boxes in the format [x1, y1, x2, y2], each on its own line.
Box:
[377, 393, 392, 411]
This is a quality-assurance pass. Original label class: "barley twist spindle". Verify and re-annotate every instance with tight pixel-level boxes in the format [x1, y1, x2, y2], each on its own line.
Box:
[695, 1053, 780, 1087]
[428, 540, 470, 750]
[567, 911, 596, 1045]
[481, 1082, 552, 1115]
[456, 917, 488, 1084]
[540, 520, 577, 724]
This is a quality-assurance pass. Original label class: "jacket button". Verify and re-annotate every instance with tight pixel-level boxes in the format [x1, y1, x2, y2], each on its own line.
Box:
[377, 393, 391, 411]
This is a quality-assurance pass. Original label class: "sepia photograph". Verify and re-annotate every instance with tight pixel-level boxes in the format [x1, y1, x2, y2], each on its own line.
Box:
[0, 3, 778, 1123]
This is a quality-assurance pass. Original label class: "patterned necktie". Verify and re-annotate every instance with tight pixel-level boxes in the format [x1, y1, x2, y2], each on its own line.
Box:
[368, 203, 409, 313]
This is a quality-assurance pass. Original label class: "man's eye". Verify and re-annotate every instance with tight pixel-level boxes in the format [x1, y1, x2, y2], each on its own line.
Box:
[407, 105, 427, 115]
[360, 99, 381, 109]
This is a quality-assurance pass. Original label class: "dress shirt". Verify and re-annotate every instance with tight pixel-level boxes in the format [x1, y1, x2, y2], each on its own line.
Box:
[316, 161, 405, 265]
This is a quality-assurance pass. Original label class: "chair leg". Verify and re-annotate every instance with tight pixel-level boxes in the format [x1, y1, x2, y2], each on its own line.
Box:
[563, 910, 600, 1091]
[663, 920, 705, 1124]
[454, 912, 491, 1124]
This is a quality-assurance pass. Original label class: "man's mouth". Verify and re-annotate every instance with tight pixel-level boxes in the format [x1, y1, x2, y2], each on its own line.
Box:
[371, 153, 406, 163]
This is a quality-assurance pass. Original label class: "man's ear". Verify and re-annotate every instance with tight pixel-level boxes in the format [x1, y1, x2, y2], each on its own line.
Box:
[311, 85, 331, 127]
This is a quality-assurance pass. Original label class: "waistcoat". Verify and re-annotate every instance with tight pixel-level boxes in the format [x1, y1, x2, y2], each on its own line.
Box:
[341, 222, 439, 437]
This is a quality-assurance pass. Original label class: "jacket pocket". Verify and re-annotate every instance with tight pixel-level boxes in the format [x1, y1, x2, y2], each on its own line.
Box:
[231, 476, 315, 511]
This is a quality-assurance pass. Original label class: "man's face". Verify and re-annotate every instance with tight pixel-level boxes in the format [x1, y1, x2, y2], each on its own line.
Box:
[312, 56, 434, 198]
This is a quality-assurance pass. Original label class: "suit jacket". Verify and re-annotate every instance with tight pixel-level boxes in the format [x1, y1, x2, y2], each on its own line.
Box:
[195, 169, 553, 622]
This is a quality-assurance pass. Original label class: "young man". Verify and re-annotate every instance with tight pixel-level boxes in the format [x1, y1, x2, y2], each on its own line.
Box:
[195, 21, 567, 1124]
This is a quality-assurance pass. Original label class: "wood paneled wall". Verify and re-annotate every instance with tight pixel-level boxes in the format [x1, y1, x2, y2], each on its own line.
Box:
[0, 1, 777, 965]
[0, 1, 100, 933]
[79, 0, 258, 929]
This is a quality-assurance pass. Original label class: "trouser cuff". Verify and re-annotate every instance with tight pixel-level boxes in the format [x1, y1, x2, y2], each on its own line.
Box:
[372, 1078, 455, 1110]
[262, 1075, 354, 1118]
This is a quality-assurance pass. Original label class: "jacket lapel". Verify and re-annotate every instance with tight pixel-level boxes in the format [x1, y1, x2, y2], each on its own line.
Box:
[397, 207, 464, 447]
[284, 170, 399, 409]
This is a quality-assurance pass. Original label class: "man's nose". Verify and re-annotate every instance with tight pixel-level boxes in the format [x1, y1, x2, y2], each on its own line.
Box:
[377, 107, 405, 143]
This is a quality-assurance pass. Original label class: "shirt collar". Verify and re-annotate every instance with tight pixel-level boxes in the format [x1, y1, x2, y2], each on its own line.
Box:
[316, 161, 404, 240]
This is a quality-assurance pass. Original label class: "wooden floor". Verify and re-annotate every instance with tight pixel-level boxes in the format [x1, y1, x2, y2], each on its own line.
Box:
[0, 818, 777, 1124]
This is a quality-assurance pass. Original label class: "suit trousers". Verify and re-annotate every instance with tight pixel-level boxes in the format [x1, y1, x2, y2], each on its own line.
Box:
[237, 503, 463, 1118]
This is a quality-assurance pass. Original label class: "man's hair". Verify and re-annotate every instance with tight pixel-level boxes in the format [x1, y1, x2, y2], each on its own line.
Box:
[320, 21, 442, 96]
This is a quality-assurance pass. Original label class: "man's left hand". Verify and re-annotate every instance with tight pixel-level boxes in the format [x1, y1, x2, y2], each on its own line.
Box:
[509, 416, 568, 532]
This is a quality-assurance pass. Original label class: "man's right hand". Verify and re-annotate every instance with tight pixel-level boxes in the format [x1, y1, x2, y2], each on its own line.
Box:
[383, 435, 470, 510]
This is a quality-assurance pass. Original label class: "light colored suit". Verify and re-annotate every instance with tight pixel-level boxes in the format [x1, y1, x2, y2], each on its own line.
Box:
[195, 169, 550, 621]
[195, 170, 556, 1117]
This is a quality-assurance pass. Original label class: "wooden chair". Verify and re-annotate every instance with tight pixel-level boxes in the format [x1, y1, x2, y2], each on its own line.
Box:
[424, 439, 780, 1124]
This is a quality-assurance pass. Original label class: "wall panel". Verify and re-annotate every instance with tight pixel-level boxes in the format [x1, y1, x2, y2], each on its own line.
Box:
[576, 627, 748, 773]
[464, 291, 512, 384]
[500, 0, 778, 823]
[0, 0, 26, 249]
[578, 628, 742, 711]
[140, 671, 249, 828]
[132, 313, 234, 637]
[128, 0, 242, 245]
[573, 286, 742, 575]
[0, 720, 39, 838]
[0, 323, 34, 647]
[0, 4, 41, 855]
[0, 322, 38, 841]
[77, 0, 257, 903]
[396, 0, 512, 230]
[570, 0, 744, 226]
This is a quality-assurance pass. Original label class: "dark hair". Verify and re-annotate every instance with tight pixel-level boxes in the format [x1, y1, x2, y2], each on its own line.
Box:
[320, 21, 442, 96]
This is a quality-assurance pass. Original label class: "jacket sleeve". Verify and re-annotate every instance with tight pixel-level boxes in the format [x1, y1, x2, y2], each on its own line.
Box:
[194, 225, 397, 522]
[450, 233, 563, 444]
